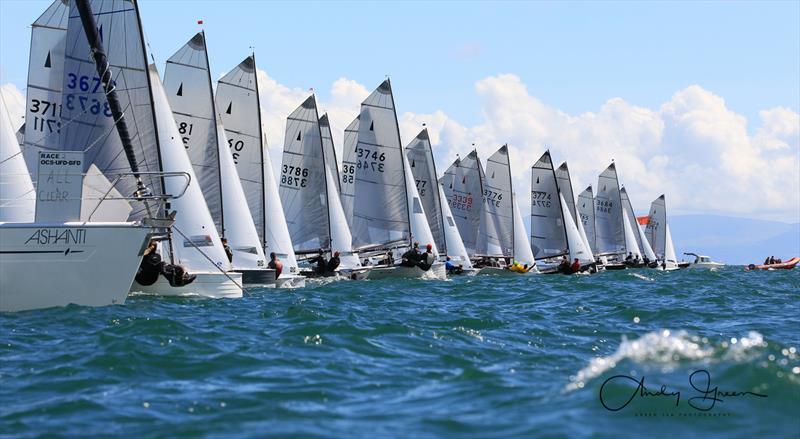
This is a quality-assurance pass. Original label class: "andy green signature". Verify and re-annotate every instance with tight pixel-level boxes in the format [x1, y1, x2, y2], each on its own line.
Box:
[599, 369, 767, 412]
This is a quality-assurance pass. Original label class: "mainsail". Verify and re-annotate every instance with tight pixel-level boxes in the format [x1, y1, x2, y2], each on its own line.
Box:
[216, 56, 266, 248]
[555, 162, 577, 224]
[481, 145, 514, 257]
[406, 129, 446, 253]
[60, 0, 164, 220]
[594, 163, 625, 256]
[530, 151, 567, 260]
[645, 195, 667, 259]
[350, 80, 410, 249]
[163, 32, 222, 231]
[441, 151, 483, 255]
[21, 0, 68, 181]
[279, 95, 330, 253]
[438, 182, 473, 268]
[165, 32, 265, 270]
[319, 113, 340, 193]
[0, 90, 35, 222]
[339, 115, 359, 230]
[577, 186, 597, 255]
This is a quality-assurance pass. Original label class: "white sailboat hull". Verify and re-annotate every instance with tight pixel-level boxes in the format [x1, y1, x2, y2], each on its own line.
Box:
[130, 271, 243, 298]
[368, 262, 446, 280]
[0, 222, 152, 312]
[275, 275, 306, 289]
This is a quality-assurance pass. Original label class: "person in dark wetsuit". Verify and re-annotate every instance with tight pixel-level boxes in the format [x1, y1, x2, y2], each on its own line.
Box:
[327, 251, 341, 273]
[312, 252, 327, 275]
[401, 242, 422, 267]
[558, 255, 570, 274]
[221, 238, 233, 263]
[416, 244, 435, 271]
[268, 252, 283, 277]
[136, 240, 196, 287]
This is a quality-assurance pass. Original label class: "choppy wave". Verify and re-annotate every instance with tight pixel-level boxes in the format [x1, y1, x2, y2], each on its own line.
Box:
[565, 329, 780, 391]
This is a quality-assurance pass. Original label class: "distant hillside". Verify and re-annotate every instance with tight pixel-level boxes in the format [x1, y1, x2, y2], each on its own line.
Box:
[668, 215, 799, 265]
[519, 214, 799, 265]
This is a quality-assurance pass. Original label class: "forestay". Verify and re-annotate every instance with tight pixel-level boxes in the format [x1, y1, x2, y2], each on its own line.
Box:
[406, 129, 446, 253]
[645, 194, 667, 259]
[60, 0, 164, 221]
[350, 80, 409, 249]
[163, 32, 222, 232]
[216, 56, 266, 249]
[530, 151, 567, 260]
[577, 186, 597, 255]
[441, 151, 483, 255]
[22, 0, 68, 181]
[481, 145, 513, 257]
[594, 163, 624, 256]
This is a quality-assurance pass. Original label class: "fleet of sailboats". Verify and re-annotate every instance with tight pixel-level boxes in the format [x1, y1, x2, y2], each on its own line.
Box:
[0, 0, 693, 312]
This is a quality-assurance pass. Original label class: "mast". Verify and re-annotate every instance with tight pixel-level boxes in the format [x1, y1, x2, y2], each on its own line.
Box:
[76, 0, 151, 193]
[315, 97, 334, 252]
[504, 144, 514, 258]
[387, 79, 412, 245]
[201, 30, 225, 236]
[252, 52, 268, 249]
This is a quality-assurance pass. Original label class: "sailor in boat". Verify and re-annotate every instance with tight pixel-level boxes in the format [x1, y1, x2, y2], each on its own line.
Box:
[625, 252, 634, 264]
[570, 258, 581, 274]
[557, 255, 570, 274]
[508, 260, 531, 273]
[418, 244, 435, 271]
[221, 238, 233, 263]
[401, 242, 423, 268]
[312, 252, 328, 275]
[326, 251, 341, 273]
[136, 241, 197, 287]
[268, 252, 283, 277]
[445, 256, 464, 274]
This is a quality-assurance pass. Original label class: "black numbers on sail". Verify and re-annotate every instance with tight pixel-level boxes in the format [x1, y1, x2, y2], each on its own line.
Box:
[484, 189, 503, 207]
[179, 122, 194, 149]
[341, 164, 355, 184]
[415, 179, 427, 196]
[595, 199, 612, 214]
[228, 138, 245, 164]
[354, 147, 386, 173]
[29, 99, 59, 117]
[531, 191, 551, 208]
[281, 164, 309, 188]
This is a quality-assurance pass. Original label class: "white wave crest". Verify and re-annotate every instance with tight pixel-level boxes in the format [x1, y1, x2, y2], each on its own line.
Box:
[565, 330, 766, 392]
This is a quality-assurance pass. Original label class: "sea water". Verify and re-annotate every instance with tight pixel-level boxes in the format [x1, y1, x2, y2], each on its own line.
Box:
[1, 267, 798, 437]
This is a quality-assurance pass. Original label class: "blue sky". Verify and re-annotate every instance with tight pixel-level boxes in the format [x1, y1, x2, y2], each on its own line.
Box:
[1, 0, 798, 129]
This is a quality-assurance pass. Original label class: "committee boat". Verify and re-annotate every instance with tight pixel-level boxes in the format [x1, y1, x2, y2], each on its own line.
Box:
[278, 95, 370, 280]
[343, 80, 445, 280]
[2, 0, 186, 311]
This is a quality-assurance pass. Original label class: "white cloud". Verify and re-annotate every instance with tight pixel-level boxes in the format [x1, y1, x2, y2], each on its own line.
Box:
[3, 72, 797, 223]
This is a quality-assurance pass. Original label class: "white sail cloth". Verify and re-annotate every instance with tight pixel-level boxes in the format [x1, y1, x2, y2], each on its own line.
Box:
[0, 90, 35, 222]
